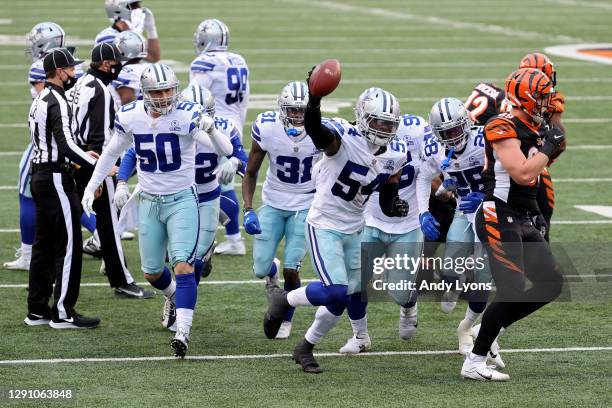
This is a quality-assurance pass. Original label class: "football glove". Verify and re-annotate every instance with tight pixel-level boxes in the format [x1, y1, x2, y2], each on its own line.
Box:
[113, 181, 130, 211]
[243, 208, 261, 235]
[213, 157, 241, 185]
[458, 192, 486, 214]
[142, 7, 158, 39]
[198, 113, 215, 133]
[391, 197, 409, 217]
[539, 126, 565, 158]
[419, 211, 440, 241]
[442, 177, 458, 192]
[82, 190, 97, 217]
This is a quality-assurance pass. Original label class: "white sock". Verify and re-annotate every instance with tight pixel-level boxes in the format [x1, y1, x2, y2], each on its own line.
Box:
[154, 279, 176, 303]
[465, 306, 481, 323]
[287, 286, 313, 307]
[176, 308, 193, 333]
[350, 316, 368, 337]
[20, 243, 32, 258]
[305, 306, 341, 345]
[226, 233, 241, 242]
[92, 230, 101, 245]
[468, 351, 487, 362]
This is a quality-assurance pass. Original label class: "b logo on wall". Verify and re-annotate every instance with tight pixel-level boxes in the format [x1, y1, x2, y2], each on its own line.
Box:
[545, 43, 612, 65]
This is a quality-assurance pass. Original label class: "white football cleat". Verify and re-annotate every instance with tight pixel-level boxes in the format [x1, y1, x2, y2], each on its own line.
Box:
[461, 353, 509, 381]
[214, 238, 246, 256]
[171, 328, 190, 358]
[440, 290, 459, 314]
[399, 304, 418, 340]
[457, 319, 474, 355]
[3, 249, 30, 271]
[161, 296, 176, 331]
[339, 334, 371, 354]
[275, 321, 292, 339]
[471, 323, 506, 369]
[264, 258, 281, 288]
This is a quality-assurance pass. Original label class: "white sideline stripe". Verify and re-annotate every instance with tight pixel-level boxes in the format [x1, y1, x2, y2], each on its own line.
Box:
[282, 0, 583, 43]
[1, 346, 611, 365]
[543, 0, 612, 10]
[552, 220, 612, 224]
[0, 123, 27, 128]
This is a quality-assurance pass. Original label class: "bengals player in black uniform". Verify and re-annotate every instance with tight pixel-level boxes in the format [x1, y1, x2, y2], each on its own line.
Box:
[460, 68, 565, 381]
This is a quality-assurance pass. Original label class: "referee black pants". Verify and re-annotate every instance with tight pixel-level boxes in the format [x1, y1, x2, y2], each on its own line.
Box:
[75, 167, 133, 288]
[28, 170, 83, 320]
[472, 199, 564, 356]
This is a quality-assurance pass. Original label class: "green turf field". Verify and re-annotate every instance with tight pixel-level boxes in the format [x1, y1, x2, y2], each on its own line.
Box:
[1, 0, 611, 406]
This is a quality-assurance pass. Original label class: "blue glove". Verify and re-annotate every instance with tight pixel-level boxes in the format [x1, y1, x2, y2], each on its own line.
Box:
[458, 192, 486, 214]
[243, 208, 262, 235]
[442, 177, 458, 192]
[419, 212, 440, 241]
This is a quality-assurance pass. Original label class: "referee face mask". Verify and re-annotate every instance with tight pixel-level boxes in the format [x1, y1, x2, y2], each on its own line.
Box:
[59, 67, 77, 91]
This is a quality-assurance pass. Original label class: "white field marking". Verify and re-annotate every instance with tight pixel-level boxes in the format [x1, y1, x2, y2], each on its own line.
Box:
[281, 0, 583, 43]
[553, 178, 612, 182]
[0, 35, 92, 47]
[1, 347, 611, 365]
[545, 44, 612, 66]
[552, 220, 612, 225]
[574, 205, 612, 218]
[0, 19, 12, 25]
[564, 118, 612, 123]
[150, 47, 533, 56]
[566, 145, 612, 150]
[0, 123, 27, 128]
[543, 0, 612, 10]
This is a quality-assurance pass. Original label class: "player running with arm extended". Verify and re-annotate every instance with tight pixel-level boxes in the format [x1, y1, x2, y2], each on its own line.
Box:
[82, 64, 232, 358]
[242, 81, 321, 339]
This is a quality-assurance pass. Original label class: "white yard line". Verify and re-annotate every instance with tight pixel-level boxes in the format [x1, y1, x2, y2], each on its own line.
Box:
[0, 346, 610, 365]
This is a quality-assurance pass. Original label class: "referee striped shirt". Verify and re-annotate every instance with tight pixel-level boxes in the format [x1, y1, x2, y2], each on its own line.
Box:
[28, 82, 97, 169]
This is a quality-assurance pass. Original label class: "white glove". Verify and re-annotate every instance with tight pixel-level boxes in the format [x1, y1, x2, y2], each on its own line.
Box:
[198, 113, 215, 133]
[213, 157, 241, 185]
[113, 181, 131, 211]
[142, 7, 158, 39]
[82, 190, 96, 217]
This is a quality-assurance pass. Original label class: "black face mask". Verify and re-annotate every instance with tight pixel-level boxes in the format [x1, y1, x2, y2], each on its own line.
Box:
[62, 70, 77, 91]
[109, 63, 122, 81]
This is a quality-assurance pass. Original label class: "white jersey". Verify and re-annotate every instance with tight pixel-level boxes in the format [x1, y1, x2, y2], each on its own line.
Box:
[114, 100, 201, 195]
[28, 59, 84, 99]
[94, 27, 119, 44]
[195, 114, 239, 197]
[110, 62, 149, 106]
[189, 51, 249, 136]
[252, 111, 321, 211]
[307, 119, 406, 234]
[416, 126, 486, 222]
[365, 115, 430, 234]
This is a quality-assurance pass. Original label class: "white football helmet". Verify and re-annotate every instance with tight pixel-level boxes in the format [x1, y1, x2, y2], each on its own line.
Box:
[105, 0, 134, 22]
[193, 19, 229, 55]
[95, 27, 119, 45]
[429, 97, 472, 151]
[180, 84, 215, 117]
[113, 30, 147, 61]
[355, 89, 401, 146]
[356, 87, 382, 109]
[25, 22, 65, 61]
[141, 63, 179, 115]
[278, 81, 308, 136]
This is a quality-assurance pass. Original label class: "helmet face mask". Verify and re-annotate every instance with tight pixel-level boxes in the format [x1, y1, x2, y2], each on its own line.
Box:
[25, 22, 66, 61]
[180, 84, 215, 117]
[141, 64, 180, 115]
[193, 19, 230, 55]
[356, 89, 401, 147]
[278, 81, 308, 136]
[429, 97, 471, 151]
[505, 68, 555, 125]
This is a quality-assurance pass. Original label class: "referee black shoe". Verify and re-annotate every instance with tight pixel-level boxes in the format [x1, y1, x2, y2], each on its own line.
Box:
[49, 312, 100, 329]
[24, 312, 51, 326]
[115, 282, 155, 299]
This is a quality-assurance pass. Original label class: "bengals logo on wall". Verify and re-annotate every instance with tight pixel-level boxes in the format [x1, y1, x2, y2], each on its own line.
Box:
[545, 43, 612, 65]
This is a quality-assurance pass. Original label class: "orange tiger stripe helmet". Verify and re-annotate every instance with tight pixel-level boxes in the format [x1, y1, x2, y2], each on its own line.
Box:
[505, 68, 555, 124]
[519, 52, 556, 87]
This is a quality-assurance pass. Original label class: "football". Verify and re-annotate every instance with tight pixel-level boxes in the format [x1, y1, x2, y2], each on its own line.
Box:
[308, 59, 342, 97]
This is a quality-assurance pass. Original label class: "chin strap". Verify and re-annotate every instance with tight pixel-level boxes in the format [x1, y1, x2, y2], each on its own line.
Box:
[440, 147, 454, 171]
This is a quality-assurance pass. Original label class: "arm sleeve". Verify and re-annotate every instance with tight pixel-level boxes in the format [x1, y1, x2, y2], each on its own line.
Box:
[191, 128, 233, 156]
[304, 98, 337, 150]
[118, 147, 137, 182]
[416, 159, 439, 214]
[379, 182, 400, 217]
[84, 129, 132, 194]
[49, 98, 97, 169]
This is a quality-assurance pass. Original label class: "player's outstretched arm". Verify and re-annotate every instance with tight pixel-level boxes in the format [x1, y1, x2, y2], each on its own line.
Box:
[304, 97, 340, 156]
[379, 171, 409, 217]
[242, 140, 265, 211]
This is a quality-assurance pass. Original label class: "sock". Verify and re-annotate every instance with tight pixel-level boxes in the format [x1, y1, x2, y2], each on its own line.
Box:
[287, 286, 312, 307]
[465, 304, 482, 323]
[20, 243, 32, 259]
[304, 306, 342, 345]
[347, 293, 367, 320]
[226, 233, 241, 242]
[193, 259, 203, 286]
[267, 261, 278, 279]
[468, 351, 487, 362]
[80, 211, 97, 233]
[19, 194, 36, 246]
[350, 317, 368, 337]
[175, 273, 197, 332]
[282, 276, 300, 322]
[220, 190, 240, 236]
[150, 266, 176, 301]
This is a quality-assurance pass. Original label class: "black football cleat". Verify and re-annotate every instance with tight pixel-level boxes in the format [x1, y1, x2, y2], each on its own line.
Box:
[293, 338, 322, 374]
[263, 286, 291, 339]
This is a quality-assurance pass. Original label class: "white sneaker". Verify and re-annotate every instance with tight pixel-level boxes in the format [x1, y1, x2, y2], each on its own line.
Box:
[399, 304, 418, 340]
[265, 258, 281, 288]
[120, 231, 135, 240]
[457, 319, 474, 355]
[461, 353, 509, 381]
[471, 323, 506, 369]
[440, 290, 460, 314]
[275, 321, 292, 339]
[161, 296, 176, 331]
[339, 334, 371, 354]
[3, 249, 30, 271]
[214, 238, 246, 256]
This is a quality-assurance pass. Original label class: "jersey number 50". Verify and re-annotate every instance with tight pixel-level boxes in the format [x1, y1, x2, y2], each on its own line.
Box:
[134, 133, 181, 172]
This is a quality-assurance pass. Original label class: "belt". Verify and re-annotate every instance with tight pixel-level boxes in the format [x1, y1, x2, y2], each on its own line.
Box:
[31, 162, 75, 175]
